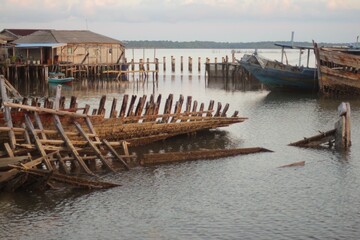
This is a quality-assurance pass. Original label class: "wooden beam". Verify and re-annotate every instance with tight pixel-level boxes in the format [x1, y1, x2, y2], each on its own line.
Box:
[53, 115, 94, 175]
[24, 114, 53, 170]
[74, 121, 116, 172]
[3, 102, 89, 118]
[0, 76, 16, 149]
[102, 139, 130, 170]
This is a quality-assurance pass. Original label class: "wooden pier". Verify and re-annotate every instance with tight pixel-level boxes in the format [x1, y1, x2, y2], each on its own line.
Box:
[0, 53, 240, 84]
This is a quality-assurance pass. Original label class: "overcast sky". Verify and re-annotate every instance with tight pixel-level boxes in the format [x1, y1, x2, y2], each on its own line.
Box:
[0, 0, 359, 43]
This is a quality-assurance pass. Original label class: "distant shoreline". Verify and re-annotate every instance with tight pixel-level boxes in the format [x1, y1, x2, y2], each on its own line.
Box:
[122, 40, 348, 49]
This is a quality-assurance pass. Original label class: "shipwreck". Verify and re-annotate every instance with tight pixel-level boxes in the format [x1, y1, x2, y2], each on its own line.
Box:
[0, 75, 250, 191]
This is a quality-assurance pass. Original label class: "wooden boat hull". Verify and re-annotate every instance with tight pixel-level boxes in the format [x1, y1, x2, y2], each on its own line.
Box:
[48, 77, 74, 84]
[240, 55, 318, 91]
[314, 43, 360, 95]
[0, 112, 245, 147]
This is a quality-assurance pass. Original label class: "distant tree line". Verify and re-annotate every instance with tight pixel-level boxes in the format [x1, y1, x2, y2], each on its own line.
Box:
[122, 40, 340, 49]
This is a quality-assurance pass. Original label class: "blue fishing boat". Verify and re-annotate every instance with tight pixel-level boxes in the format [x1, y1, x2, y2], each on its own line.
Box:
[48, 72, 74, 84]
[239, 43, 318, 92]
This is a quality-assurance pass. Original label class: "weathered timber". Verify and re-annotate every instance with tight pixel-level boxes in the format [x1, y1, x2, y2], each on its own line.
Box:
[102, 139, 130, 170]
[0, 151, 58, 184]
[74, 121, 116, 172]
[0, 77, 16, 149]
[313, 42, 360, 95]
[119, 94, 129, 118]
[279, 161, 305, 168]
[289, 129, 336, 148]
[1, 79, 246, 148]
[10, 166, 120, 190]
[24, 114, 53, 170]
[53, 115, 95, 175]
[289, 102, 351, 150]
[140, 147, 272, 166]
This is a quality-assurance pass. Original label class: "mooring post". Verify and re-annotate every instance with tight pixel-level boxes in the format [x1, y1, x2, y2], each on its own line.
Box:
[180, 56, 183, 72]
[335, 102, 351, 150]
[171, 56, 175, 72]
[198, 57, 201, 72]
[188, 57, 192, 72]
[163, 56, 166, 71]
[155, 58, 159, 78]
[131, 59, 134, 71]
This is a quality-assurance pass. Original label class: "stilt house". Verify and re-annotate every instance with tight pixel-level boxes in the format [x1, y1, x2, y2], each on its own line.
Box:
[10, 30, 125, 65]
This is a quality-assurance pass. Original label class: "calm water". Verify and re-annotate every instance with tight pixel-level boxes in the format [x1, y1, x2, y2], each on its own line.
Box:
[1, 49, 360, 240]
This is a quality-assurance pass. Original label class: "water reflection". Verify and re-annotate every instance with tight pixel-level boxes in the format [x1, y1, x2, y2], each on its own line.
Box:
[131, 129, 239, 159]
[3, 49, 360, 240]
[206, 74, 263, 92]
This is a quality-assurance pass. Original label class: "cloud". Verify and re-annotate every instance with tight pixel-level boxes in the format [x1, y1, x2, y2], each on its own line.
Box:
[1, 0, 359, 42]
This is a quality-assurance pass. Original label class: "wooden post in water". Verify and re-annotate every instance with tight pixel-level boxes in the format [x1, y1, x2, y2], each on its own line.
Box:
[171, 56, 175, 72]
[163, 56, 166, 71]
[155, 58, 159, 78]
[198, 57, 201, 72]
[188, 57, 192, 72]
[180, 56, 183, 72]
[335, 102, 351, 150]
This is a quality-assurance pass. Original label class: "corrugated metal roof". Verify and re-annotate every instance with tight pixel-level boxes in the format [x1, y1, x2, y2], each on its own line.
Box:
[15, 43, 67, 48]
[52, 30, 122, 44]
[13, 30, 123, 46]
[2, 29, 45, 37]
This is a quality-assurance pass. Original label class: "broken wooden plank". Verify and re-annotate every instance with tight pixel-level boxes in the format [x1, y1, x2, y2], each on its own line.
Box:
[279, 161, 305, 168]
[0, 77, 16, 149]
[2, 75, 22, 99]
[0, 151, 59, 184]
[119, 94, 129, 118]
[53, 115, 94, 175]
[24, 114, 53, 171]
[102, 139, 130, 170]
[97, 95, 106, 115]
[74, 121, 116, 172]
[289, 129, 336, 148]
[3, 102, 89, 118]
[110, 98, 118, 118]
[290, 102, 351, 150]
[140, 147, 272, 166]
[9, 166, 121, 189]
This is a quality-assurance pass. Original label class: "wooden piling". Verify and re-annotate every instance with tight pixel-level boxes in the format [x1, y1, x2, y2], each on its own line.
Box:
[188, 57, 192, 72]
[181, 56, 183, 72]
[198, 57, 201, 72]
[163, 56, 166, 71]
[171, 56, 175, 72]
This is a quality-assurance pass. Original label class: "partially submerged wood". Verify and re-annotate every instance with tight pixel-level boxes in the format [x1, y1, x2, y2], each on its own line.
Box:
[289, 102, 351, 150]
[1, 93, 246, 147]
[140, 147, 272, 166]
[289, 129, 336, 148]
[0, 77, 247, 192]
[9, 165, 121, 190]
[279, 161, 305, 168]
